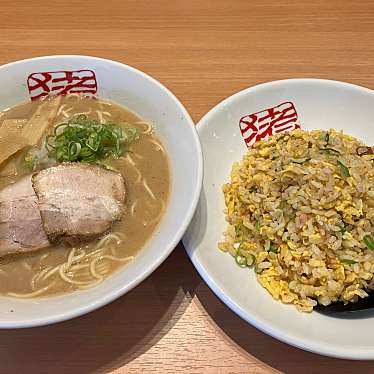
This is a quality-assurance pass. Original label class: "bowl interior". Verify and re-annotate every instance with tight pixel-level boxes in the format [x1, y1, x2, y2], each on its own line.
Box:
[184, 79, 374, 359]
[0, 55, 202, 328]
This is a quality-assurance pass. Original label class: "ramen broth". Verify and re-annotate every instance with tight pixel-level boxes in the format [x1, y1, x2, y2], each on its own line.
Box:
[0, 95, 170, 297]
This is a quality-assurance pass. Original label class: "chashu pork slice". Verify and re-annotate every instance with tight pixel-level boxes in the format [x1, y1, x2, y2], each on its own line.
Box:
[0, 175, 50, 256]
[32, 163, 126, 246]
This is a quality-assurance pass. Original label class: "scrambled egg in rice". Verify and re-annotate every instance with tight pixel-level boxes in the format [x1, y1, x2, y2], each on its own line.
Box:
[219, 129, 374, 312]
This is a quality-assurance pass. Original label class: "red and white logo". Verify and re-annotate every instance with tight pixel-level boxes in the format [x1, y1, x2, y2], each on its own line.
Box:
[239, 101, 301, 147]
[27, 70, 98, 100]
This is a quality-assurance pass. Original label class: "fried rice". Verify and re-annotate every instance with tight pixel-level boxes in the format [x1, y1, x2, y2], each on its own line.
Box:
[218, 129, 374, 312]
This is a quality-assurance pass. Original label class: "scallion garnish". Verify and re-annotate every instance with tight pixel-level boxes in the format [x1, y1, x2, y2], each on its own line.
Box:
[235, 222, 249, 237]
[268, 243, 279, 253]
[325, 132, 330, 144]
[320, 147, 341, 155]
[337, 160, 350, 178]
[363, 234, 374, 250]
[340, 258, 358, 265]
[339, 225, 346, 234]
[290, 158, 311, 164]
[246, 254, 256, 267]
[46, 115, 138, 163]
[235, 252, 247, 267]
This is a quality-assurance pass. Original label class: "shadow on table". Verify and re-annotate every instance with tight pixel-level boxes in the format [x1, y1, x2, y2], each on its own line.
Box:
[194, 282, 374, 373]
[0, 244, 200, 374]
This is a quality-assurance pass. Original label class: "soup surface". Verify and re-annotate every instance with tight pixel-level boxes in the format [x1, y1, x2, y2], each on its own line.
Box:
[0, 95, 170, 297]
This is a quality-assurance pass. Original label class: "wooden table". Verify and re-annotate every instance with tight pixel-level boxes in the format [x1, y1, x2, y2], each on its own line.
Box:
[0, 1, 374, 372]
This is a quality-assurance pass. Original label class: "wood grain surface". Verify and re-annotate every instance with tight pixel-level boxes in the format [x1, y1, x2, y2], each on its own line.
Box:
[0, 0, 374, 373]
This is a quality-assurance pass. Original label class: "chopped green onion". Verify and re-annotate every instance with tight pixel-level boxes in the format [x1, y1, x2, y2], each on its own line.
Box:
[339, 225, 346, 234]
[340, 258, 358, 265]
[235, 252, 247, 267]
[363, 235, 374, 250]
[268, 243, 278, 253]
[265, 240, 278, 253]
[54, 123, 68, 136]
[45, 135, 56, 150]
[290, 158, 311, 164]
[320, 147, 341, 155]
[235, 243, 256, 268]
[248, 186, 257, 193]
[255, 221, 261, 232]
[246, 254, 256, 267]
[68, 142, 82, 161]
[235, 222, 249, 237]
[46, 115, 138, 163]
[337, 160, 350, 177]
[325, 132, 330, 144]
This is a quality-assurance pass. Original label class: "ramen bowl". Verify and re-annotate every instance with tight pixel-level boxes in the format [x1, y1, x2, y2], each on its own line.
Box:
[0, 55, 202, 328]
[183, 79, 374, 359]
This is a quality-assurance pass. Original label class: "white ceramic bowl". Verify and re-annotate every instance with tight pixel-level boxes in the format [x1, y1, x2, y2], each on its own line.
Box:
[0, 55, 202, 328]
[183, 79, 374, 359]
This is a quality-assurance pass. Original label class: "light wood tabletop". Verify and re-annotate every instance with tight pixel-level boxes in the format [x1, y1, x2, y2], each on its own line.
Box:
[0, 1, 374, 373]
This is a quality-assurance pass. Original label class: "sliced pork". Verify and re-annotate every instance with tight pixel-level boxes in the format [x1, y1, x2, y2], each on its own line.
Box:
[0, 175, 50, 256]
[32, 163, 126, 245]
[0, 163, 126, 256]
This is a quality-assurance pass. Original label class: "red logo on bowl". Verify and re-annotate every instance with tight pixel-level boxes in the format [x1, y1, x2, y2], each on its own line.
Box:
[239, 101, 301, 147]
[27, 70, 98, 101]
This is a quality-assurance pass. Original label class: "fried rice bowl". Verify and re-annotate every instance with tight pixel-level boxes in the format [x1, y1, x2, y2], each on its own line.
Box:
[219, 129, 374, 312]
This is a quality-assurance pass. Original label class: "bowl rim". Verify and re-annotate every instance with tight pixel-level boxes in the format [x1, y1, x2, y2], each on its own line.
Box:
[185, 78, 374, 360]
[0, 55, 203, 328]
